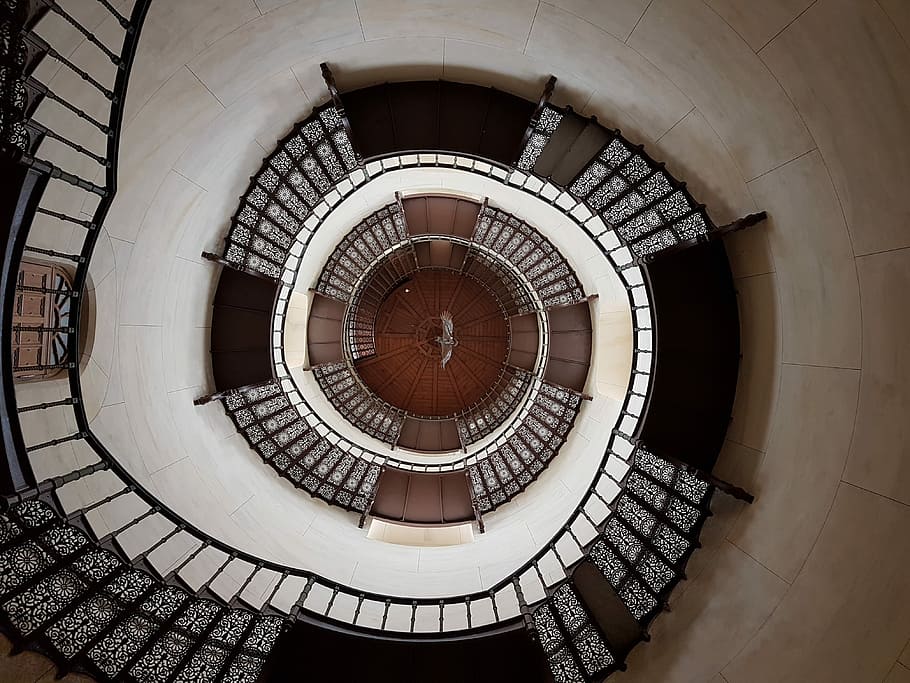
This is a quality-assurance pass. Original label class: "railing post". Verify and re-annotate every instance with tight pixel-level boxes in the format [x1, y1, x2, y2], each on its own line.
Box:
[194, 385, 249, 407]
[641, 441, 754, 504]
[358, 471, 380, 528]
[201, 250, 279, 283]
[512, 576, 534, 633]
[636, 211, 769, 266]
[515, 75, 558, 166]
[320, 62, 362, 164]
[465, 470, 485, 533]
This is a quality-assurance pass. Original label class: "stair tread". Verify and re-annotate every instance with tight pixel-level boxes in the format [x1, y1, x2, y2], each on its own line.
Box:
[532, 113, 586, 177]
[551, 121, 612, 187]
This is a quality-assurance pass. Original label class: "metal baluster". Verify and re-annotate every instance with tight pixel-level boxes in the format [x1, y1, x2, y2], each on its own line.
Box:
[263, 571, 290, 613]
[324, 586, 339, 616]
[25, 120, 108, 165]
[26, 431, 85, 453]
[17, 397, 77, 413]
[130, 525, 185, 567]
[12, 324, 74, 334]
[93, 506, 159, 548]
[381, 599, 390, 630]
[40, 0, 122, 64]
[94, 0, 130, 28]
[229, 564, 263, 608]
[565, 524, 585, 555]
[22, 155, 108, 194]
[34, 206, 95, 229]
[550, 542, 568, 573]
[512, 576, 534, 633]
[15, 283, 79, 297]
[352, 594, 364, 625]
[21, 33, 115, 99]
[288, 576, 315, 621]
[195, 553, 236, 597]
[25, 78, 111, 134]
[23, 245, 83, 262]
[162, 540, 209, 583]
[532, 561, 547, 591]
[69, 483, 131, 519]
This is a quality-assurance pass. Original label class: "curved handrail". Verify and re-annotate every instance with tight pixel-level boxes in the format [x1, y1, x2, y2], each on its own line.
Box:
[1, 0, 152, 492]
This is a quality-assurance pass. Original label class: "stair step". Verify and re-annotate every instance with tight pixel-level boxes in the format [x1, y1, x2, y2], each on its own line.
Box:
[573, 560, 642, 667]
[532, 112, 586, 178]
[551, 121, 612, 187]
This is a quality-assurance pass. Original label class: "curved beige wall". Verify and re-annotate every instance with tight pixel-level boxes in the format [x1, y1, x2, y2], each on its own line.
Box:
[19, 0, 910, 679]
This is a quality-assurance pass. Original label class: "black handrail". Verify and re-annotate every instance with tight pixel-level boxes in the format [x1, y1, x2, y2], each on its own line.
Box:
[65, 0, 153, 449]
[0, 163, 48, 494]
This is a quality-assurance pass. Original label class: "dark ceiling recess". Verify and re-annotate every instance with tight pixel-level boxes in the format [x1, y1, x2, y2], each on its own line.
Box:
[261, 618, 550, 683]
[508, 311, 539, 371]
[403, 195, 480, 239]
[396, 416, 463, 452]
[210, 267, 276, 392]
[638, 241, 740, 472]
[343, 81, 536, 165]
[306, 292, 346, 366]
[544, 300, 594, 394]
[370, 469, 475, 526]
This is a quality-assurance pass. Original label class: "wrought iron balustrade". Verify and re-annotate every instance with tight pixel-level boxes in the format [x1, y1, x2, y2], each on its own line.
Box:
[472, 205, 584, 309]
[467, 379, 581, 512]
[311, 362, 405, 447]
[224, 104, 359, 281]
[455, 367, 532, 448]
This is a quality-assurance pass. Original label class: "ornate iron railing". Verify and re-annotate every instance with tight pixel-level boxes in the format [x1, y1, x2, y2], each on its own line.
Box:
[311, 362, 406, 446]
[472, 204, 584, 309]
[466, 379, 582, 512]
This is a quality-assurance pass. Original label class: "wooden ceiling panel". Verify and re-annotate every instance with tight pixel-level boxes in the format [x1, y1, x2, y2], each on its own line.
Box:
[354, 269, 509, 417]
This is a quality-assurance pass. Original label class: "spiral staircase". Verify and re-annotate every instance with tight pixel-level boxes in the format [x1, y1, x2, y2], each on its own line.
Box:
[0, 2, 770, 681]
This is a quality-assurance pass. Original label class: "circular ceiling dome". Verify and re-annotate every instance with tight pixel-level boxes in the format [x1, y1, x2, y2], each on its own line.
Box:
[357, 267, 509, 418]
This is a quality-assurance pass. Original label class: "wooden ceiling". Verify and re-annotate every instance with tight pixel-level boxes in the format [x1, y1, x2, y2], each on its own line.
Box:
[355, 269, 509, 417]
